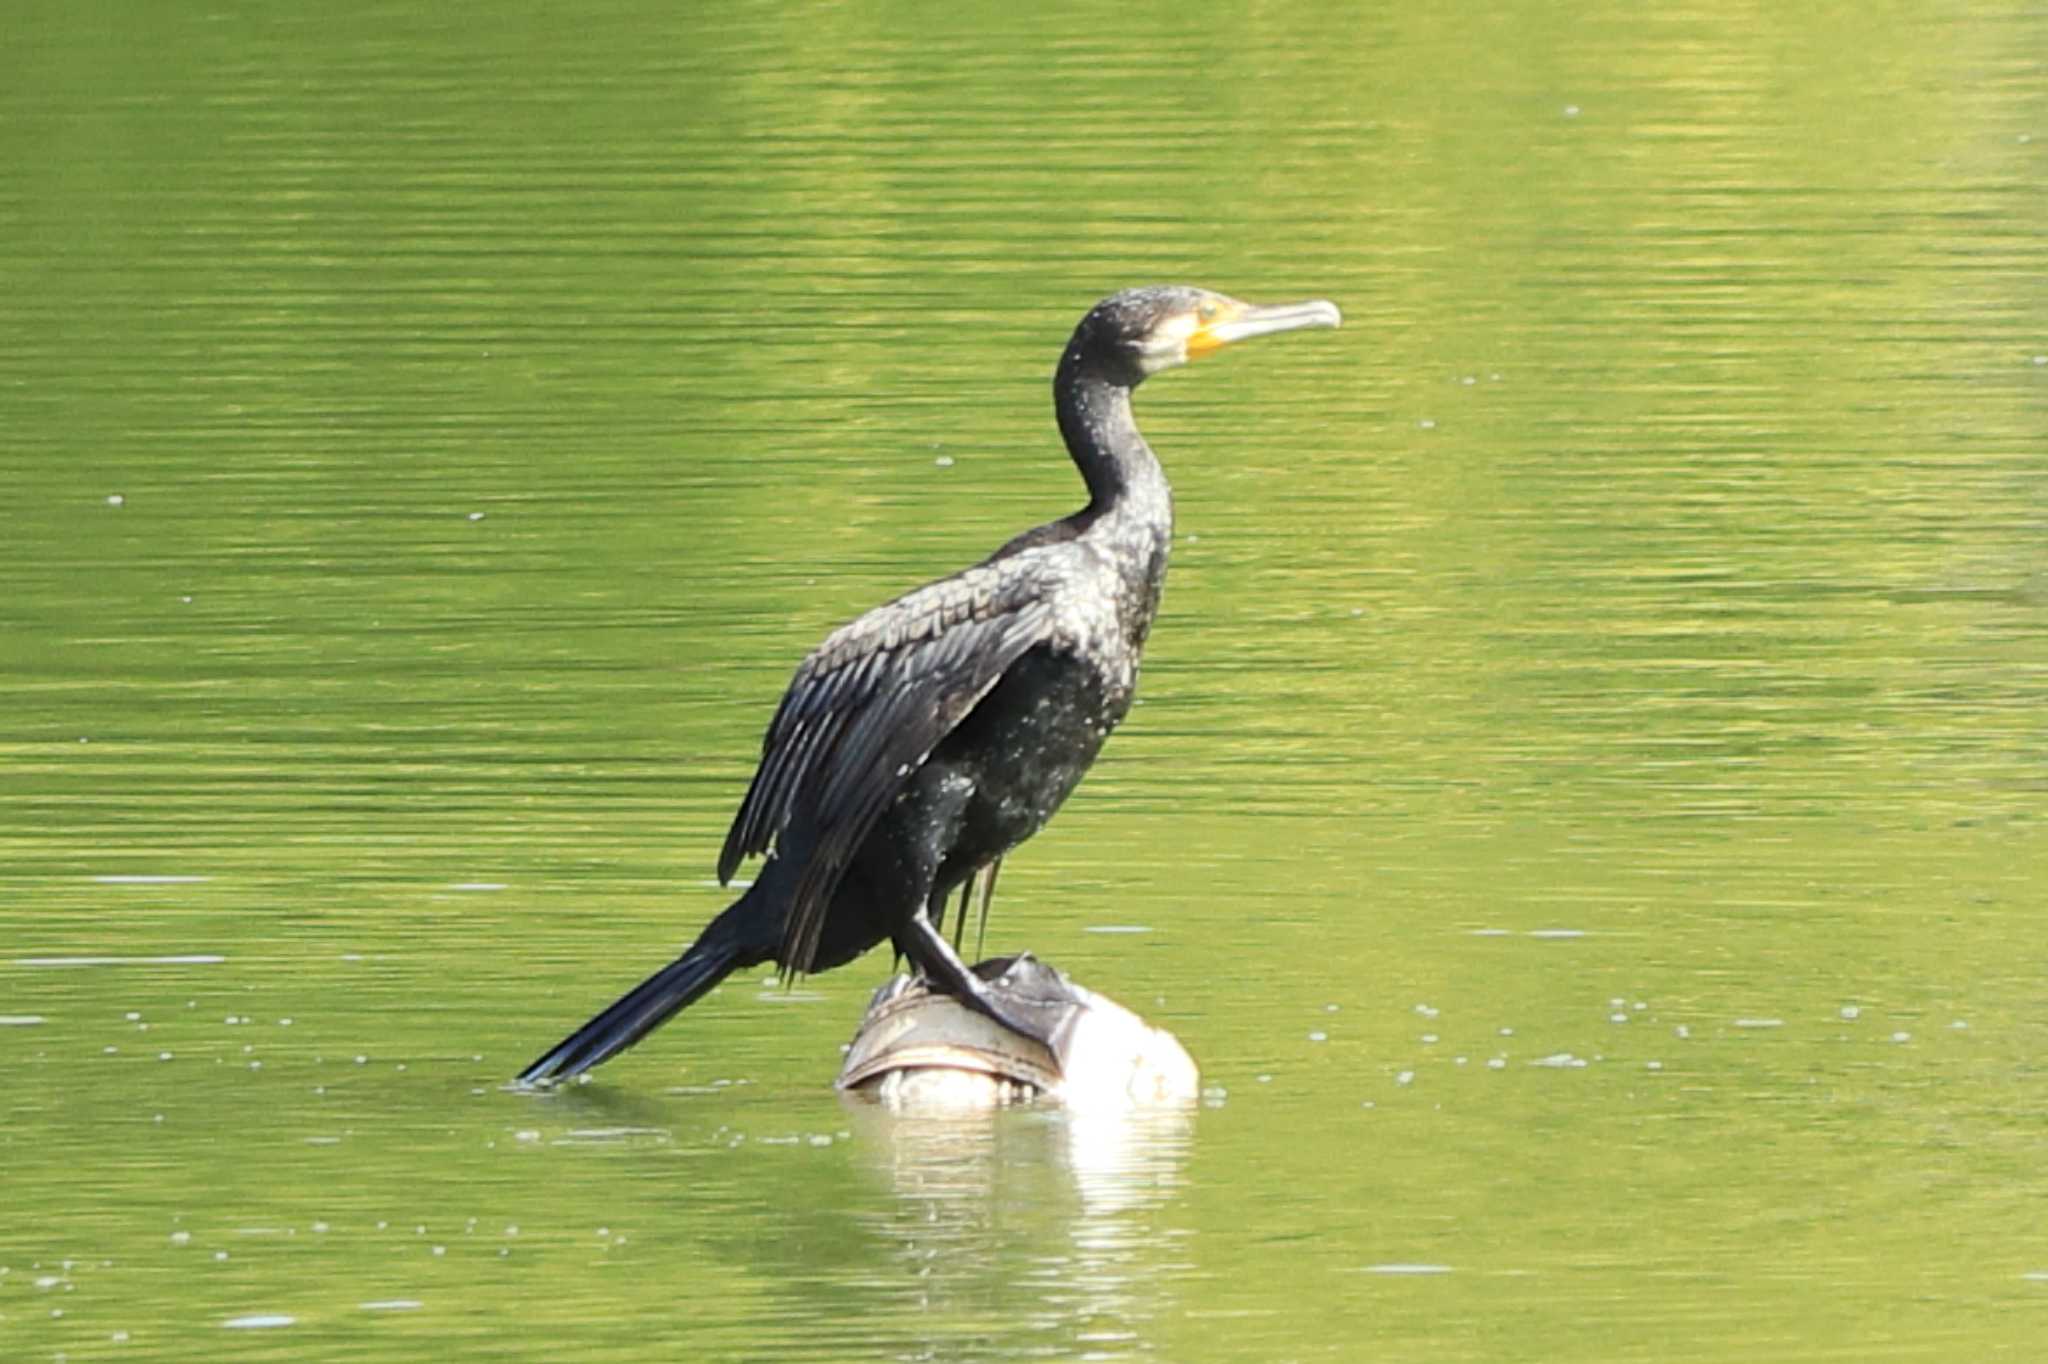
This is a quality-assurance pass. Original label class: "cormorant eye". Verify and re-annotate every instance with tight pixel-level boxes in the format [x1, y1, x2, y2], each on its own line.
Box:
[1196, 300, 1218, 322]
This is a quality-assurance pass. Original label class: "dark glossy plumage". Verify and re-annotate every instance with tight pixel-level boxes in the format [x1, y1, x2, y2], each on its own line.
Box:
[517, 285, 1338, 1085]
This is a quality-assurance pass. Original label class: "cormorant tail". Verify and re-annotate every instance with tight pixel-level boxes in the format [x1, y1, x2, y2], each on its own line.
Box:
[516, 895, 769, 1087]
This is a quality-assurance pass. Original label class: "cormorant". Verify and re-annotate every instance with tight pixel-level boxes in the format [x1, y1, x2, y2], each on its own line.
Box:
[517, 286, 1340, 1086]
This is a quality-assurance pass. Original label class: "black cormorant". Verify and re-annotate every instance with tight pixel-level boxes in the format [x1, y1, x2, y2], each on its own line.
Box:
[517, 285, 1340, 1085]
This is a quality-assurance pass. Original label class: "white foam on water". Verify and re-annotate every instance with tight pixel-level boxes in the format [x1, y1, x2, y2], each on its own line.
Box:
[15, 955, 226, 967]
[93, 875, 212, 885]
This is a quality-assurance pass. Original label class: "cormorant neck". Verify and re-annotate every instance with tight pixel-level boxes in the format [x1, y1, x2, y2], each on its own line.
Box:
[1054, 353, 1169, 519]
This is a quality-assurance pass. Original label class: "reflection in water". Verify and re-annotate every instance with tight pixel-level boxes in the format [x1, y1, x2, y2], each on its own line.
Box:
[842, 1097, 1195, 1357]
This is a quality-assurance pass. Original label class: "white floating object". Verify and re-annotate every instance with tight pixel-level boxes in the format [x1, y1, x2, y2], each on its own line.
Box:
[839, 956, 1196, 1110]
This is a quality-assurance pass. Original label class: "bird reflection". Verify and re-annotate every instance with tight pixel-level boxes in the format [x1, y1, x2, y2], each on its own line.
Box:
[841, 1097, 1196, 1356]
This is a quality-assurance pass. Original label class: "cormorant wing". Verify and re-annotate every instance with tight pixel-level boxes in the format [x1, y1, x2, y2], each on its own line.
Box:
[718, 561, 1061, 973]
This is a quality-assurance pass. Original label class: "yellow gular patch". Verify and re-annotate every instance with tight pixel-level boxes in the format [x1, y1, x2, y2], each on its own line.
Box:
[1184, 302, 1248, 359]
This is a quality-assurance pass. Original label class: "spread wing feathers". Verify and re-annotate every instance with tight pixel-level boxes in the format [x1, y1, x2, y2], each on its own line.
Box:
[717, 566, 1062, 972]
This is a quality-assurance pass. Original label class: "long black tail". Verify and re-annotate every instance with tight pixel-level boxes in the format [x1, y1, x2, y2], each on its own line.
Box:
[516, 897, 768, 1087]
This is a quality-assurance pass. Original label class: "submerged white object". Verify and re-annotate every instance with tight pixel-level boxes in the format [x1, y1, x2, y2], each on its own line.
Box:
[838, 955, 1198, 1110]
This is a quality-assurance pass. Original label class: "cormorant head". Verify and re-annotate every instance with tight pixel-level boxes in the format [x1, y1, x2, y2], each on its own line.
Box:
[1067, 285, 1342, 388]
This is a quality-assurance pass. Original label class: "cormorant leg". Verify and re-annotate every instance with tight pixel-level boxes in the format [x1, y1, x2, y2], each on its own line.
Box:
[973, 857, 1001, 962]
[895, 913, 1058, 1048]
[950, 877, 973, 954]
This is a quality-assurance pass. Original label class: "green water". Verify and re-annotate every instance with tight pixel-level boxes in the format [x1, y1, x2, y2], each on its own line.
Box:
[5, 2, 2046, 1359]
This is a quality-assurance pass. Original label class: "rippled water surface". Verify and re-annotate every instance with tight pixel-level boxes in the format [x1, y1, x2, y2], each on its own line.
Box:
[4, 2, 2046, 1359]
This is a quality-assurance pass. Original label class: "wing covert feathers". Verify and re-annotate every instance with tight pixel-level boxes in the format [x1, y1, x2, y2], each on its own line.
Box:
[716, 561, 1065, 971]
